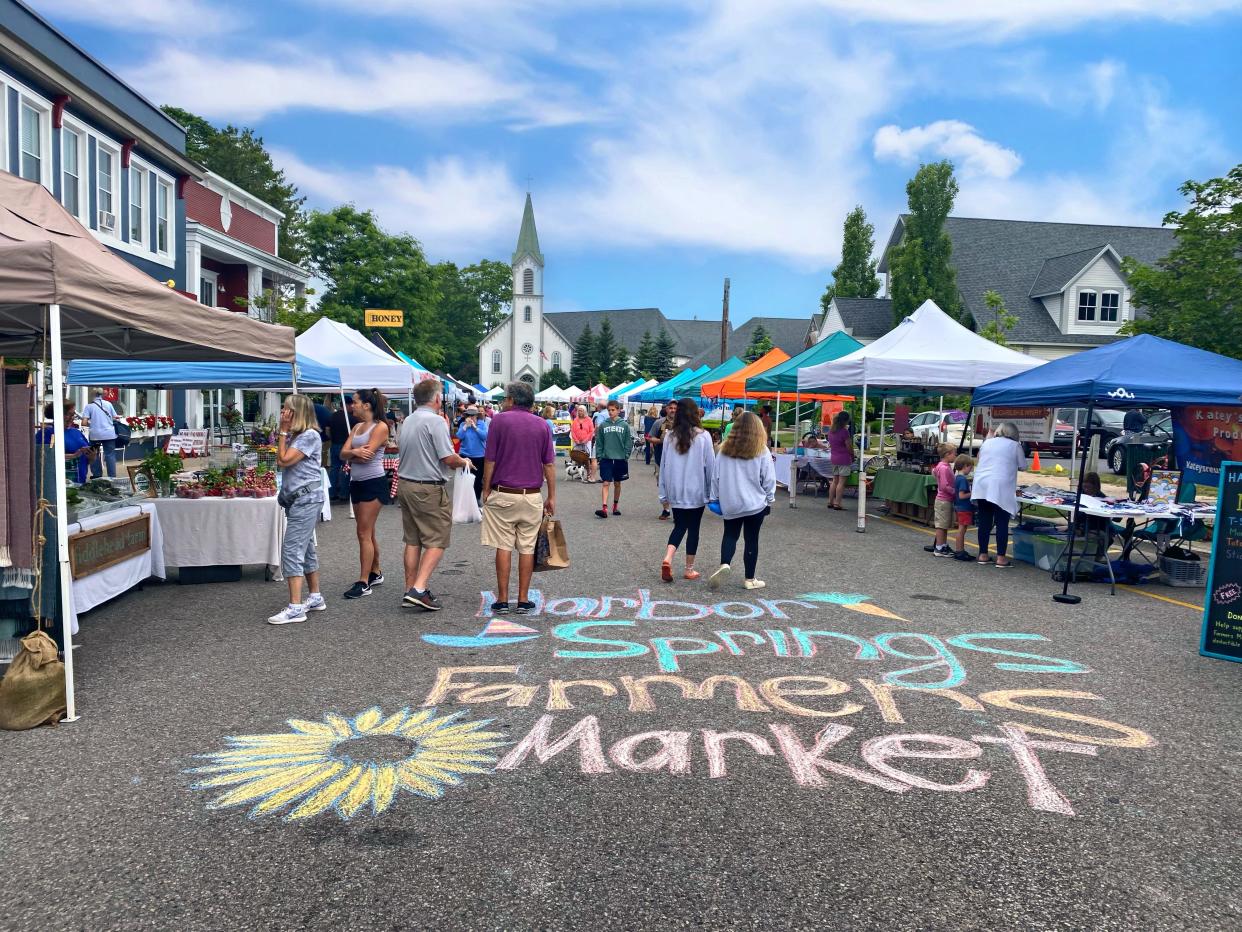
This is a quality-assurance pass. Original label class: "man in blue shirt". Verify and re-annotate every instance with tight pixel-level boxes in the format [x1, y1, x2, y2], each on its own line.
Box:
[36, 402, 93, 484]
[456, 405, 489, 502]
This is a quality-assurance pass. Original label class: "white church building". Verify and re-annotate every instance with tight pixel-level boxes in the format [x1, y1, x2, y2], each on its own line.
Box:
[478, 194, 573, 388]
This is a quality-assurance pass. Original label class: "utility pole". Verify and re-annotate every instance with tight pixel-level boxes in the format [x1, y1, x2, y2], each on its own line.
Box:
[720, 277, 730, 365]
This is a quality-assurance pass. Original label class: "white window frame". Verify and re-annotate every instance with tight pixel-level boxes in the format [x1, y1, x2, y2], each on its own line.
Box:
[129, 162, 147, 245]
[60, 122, 86, 221]
[96, 140, 119, 234]
[1076, 289, 1097, 322]
[18, 95, 52, 188]
[491, 349, 502, 374]
[523, 305, 532, 322]
[199, 269, 219, 306]
[1100, 290, 1120, 323]
[155, 177, 172, 255]
[551, 351, 562, 370]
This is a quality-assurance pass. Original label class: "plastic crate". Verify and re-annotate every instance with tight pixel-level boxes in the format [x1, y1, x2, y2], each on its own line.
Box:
[1159, 554, 1207, 588]
[1029, 533, 1100, 577]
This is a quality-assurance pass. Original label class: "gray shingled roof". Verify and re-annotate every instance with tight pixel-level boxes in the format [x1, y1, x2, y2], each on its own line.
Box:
[831, 298, 894, 340]
[1029, 246, 1110, 298]
[879, 216, 1177, 347]
[545, 309, 675, 356]
[684, 316, 811, 368]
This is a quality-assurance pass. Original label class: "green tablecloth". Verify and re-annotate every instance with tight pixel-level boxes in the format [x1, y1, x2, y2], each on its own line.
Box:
[873, 469, 936, 506]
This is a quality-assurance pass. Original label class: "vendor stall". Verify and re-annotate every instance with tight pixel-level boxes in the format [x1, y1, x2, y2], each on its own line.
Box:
[0, 172, 296, 721]
[152, 496, 283, 576]
[798, 299, 1044, 533]
[67, 502, 164, 635]
[295, 318, 415, 394]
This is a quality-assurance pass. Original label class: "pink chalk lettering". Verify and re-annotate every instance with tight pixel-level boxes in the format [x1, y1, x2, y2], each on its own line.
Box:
[860, 734, 991, 793]
[972, 724, 1097, 816]
[609, 731, 692, 775]
[702, 730, 776, 778]
[767, 723, 908, 793]
[496, 714, 611, 774]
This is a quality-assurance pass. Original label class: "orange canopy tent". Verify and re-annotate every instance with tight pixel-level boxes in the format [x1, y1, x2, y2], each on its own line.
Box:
[700, 348, 850, 401]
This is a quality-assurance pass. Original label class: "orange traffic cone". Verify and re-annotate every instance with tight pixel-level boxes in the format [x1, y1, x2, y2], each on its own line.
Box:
[1031, 449, 1042, 471]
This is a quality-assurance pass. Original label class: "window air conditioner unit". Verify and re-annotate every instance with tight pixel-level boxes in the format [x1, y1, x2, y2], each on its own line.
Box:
[98, 211, 116, 233]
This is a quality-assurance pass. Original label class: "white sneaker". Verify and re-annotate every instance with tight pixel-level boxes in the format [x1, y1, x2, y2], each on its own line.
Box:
[268, 605, 307, 625]
[743, 579, 766, 590]
[708, 564, 731, 590]
[302, 593, 327, 612]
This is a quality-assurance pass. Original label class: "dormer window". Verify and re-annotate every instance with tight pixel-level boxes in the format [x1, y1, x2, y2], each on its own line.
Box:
[523, 268, 534, 294]
[1100, 290, 1120, 323]
[1077, 290, 1097, 322]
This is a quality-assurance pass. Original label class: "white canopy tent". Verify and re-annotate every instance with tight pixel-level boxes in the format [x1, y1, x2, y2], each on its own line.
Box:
[618, 378, 658, 403]
[296, 318, 415, 394]
[797, 299, 1045, 531]
[535, 385, 566, 403]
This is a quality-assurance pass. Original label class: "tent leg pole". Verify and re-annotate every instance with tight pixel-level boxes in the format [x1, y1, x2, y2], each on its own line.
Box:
[958, 403, 974, 455]
[791, 392, 800, 508]
[49, 305, 79, 722]
[341, 390, 355, 522]
[856, 383, 868, 533]
[775, 390, 781, 450]
[1054, 402, 1093, 605]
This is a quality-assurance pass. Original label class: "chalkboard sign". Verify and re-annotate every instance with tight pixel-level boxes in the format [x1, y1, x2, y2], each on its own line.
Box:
[1201, 460, 1242, 662]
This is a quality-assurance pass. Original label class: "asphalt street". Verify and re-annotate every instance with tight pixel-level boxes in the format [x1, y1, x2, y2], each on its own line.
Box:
[1, 463, 1239, 931]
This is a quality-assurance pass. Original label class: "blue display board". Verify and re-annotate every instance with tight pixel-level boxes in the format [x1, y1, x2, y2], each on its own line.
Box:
[1200, 460, 1242, 662]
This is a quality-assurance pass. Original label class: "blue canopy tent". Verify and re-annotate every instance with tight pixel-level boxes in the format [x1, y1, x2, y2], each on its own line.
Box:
[635, 365, 711, 404]
[973, 334, 1242, 603]
[746, 332, 864, 394]
[677, 357, 746, 400]
[67, 354, 341, 390]
[473, 383, 490, 395]
[607, 378, 646, 402]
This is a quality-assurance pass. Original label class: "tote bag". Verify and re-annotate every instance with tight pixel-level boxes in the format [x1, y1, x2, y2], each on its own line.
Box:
[451, 468, 482, 524]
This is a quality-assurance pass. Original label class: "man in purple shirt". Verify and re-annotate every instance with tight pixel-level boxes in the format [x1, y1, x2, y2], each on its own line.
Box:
[481, 381, 557, 615]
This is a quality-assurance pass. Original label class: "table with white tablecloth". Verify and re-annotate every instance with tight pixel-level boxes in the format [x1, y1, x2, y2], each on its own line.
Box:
[151, 496, 284, 569]
[69, 502, 165, 635]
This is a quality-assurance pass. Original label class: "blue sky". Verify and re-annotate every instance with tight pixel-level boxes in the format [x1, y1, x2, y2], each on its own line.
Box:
[33, 0, 1242, 323]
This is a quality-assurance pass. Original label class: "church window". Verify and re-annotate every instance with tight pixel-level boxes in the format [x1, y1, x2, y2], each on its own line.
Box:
[520, 373, 535, 384]
[551, 351, 562, 369]
[523, 268, 534, 294]
[523, 305, 532, 323]
[491, 349, 502, 374]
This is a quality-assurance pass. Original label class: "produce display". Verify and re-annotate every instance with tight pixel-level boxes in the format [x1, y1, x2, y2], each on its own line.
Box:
[177, 465, 276, 499]
[67, 479, 147, 522]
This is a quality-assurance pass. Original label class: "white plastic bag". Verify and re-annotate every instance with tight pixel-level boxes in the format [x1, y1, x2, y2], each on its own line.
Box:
[452, 468, 482, 524]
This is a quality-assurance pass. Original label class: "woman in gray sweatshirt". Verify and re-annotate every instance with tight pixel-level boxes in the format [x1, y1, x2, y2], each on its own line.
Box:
[657, 398, 716, 582]
[709, 411, 776, 591]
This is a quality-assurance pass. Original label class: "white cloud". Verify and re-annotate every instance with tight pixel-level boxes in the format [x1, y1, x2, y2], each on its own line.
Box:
[126, 46, 588, 127]
[30, 0, 238, 35]
[272, 149, 522, 259]
[874, 121, 1022, 179]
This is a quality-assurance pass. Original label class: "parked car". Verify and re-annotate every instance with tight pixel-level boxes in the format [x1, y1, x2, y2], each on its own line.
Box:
[907, 410, 982, 451]
[1061, 408, 1129, 453]
[1105, 412, 1172, 474]
[1025, 417, 1075, 457]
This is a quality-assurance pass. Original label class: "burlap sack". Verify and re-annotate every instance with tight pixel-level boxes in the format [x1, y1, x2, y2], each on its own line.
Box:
[0, 630, 66, 729]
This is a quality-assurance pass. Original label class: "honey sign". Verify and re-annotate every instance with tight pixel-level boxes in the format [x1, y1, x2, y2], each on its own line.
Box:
[365, 309, 404, 328]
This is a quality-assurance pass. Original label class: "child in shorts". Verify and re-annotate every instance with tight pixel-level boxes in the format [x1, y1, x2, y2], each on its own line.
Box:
[952, 454, 975, 561]
[931, 444, 956, 557]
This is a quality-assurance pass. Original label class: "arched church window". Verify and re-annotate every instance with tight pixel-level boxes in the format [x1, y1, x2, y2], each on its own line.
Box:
[520, 373, 535, 384]
[523, 305, 532, 323]
[551, 351, 562, 369]
[523, 268, 534, 294]
[491, 349, 502, 374]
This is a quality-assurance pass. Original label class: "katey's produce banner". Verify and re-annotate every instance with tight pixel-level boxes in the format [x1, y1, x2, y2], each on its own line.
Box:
[1173, 406, 1242, 483]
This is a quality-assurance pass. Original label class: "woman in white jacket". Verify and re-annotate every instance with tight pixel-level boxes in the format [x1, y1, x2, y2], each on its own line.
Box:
[970, 421, 1026, 567]
[709, 412, 776, 590]
[657, 398, 715, 582]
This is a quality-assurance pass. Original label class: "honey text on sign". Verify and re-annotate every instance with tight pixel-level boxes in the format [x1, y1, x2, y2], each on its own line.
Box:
[365, 309, 404, 327]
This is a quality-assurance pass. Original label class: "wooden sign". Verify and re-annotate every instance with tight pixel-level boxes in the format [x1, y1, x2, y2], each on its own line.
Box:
[365, 309, 404, 328]
[1202, 460, 1242, 662]
[69, 512, 151, 579]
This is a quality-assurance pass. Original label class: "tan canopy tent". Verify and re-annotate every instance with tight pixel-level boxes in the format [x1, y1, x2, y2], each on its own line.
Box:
[0, 172, 296, 722]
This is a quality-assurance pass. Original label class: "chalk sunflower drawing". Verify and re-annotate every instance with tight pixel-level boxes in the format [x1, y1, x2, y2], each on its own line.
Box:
[186, 707, 506, 822]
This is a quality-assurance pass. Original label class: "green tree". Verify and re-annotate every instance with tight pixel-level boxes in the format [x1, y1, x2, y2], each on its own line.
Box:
[540, 366, 569, 390]
[821, 205, 881, 312]
[461, 259, 513, 334]
[634, 329, 657, 378]
[569, 324, 597, 386]
[978, 290, 1018, 346]
[161, 106, 306, 264]
[1121, 164, 1242, 359]
[432, 261, 488, 379]
[652, 327, 678, 381]
[744, 323, 774, 361]
[608, 349, 633, 386]
[593, 317, 620, 381]
[888, 160, 961, 325]
[302, 205, 444, 368]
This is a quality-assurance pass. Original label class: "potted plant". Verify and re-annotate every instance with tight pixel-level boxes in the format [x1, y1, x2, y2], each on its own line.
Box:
[139, 449, 184, 497]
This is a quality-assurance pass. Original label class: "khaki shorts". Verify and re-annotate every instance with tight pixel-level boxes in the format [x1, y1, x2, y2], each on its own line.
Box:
[933, 498, 954, 530]
[397, 480, 452, 549]
[481, 490, 545, 555]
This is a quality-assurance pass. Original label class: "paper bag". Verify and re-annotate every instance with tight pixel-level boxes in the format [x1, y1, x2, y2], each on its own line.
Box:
[451, 468, 482, 524]
[533, 517, 569, 571]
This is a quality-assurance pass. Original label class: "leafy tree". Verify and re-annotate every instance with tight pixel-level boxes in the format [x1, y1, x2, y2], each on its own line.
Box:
[888, 160, 961, 325]
[569, 324, 597, 386]
[634, 329, 657, 378]
[540, 366, 569, 390]
[652, 327, 678, 381]
[744, 323, 774, 361]
[302, 205, 444, 368]
[593, 317, 620, 381]
[161, 106, 306, 264]
[1121, 164, 1242, 359]
[978, 290, 1018, 346]
[462, 259, 513, 334]
[821, 205, 880, 312]
[432, 261, 488, 379]
[608, 349, 633, 387]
